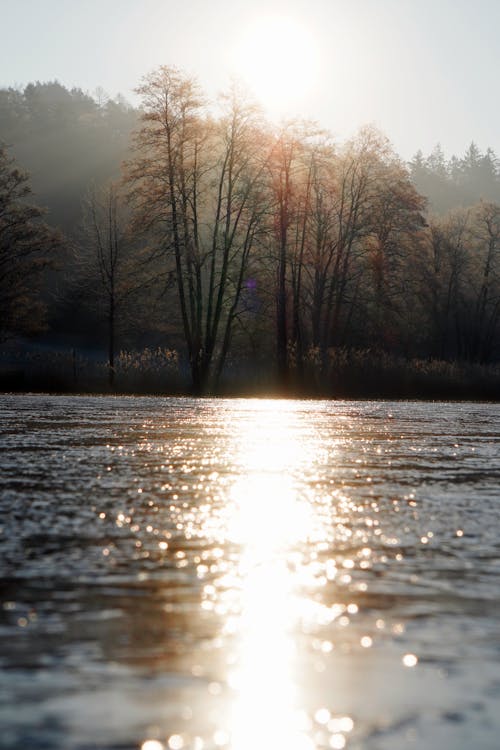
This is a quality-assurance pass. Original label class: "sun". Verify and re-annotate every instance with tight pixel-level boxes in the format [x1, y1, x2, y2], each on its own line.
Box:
[233, 15, 320, 118]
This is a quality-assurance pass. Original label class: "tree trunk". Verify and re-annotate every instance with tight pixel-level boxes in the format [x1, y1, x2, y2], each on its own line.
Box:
[108, 297, 115, 387]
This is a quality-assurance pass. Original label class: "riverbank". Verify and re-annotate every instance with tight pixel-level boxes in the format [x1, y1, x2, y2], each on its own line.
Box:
[2, 347, 500, 400]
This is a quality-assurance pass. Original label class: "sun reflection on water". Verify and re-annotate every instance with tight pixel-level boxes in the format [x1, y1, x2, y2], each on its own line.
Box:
[227, 400, 318, 549]
[223, 401, 320, 750]
[146, 400, 414, 748]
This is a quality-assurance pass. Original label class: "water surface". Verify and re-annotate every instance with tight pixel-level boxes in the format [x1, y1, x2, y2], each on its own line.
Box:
[1, 395, 500, 750]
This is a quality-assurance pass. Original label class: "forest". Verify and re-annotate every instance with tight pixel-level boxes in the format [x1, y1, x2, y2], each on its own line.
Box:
[2, 69, 500, 397]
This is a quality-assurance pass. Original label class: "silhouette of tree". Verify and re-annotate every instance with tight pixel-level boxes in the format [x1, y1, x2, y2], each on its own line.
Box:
[77, 182, 146, 385]
[126, 68, 268, 392]
[0, 145, 61, 340]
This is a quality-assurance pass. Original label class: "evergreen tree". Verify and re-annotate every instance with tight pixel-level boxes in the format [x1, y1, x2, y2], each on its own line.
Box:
[0, 145, 61, 340]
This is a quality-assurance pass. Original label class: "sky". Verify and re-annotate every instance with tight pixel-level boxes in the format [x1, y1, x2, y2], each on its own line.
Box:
[2, 0, 500, 159]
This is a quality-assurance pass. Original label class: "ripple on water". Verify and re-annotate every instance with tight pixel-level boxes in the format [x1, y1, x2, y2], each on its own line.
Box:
[1, 395, 500, 750]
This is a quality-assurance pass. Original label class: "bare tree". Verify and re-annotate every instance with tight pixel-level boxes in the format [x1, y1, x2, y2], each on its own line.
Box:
[79, 182, 143, 385]
[425, 209, 471, 359]
[469, 202, 500, 361]
[126, 67, 269, 393]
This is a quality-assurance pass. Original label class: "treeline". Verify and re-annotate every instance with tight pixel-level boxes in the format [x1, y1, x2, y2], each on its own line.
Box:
[410, 143, 500, 214]
[0, 81, 137, 230]
[1, 72, 500, 396]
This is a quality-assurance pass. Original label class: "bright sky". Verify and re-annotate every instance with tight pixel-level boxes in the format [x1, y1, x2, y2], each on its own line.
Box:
[2, 0, 500, 159]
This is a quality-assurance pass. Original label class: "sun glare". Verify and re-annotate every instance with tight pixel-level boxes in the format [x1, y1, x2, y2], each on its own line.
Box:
[226, 402, 317, 750]
[233, 16, 320, 117]
[227, 401, 314, 553]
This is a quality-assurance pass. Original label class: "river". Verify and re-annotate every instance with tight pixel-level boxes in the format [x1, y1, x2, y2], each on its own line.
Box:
[1, 394, 500, 750]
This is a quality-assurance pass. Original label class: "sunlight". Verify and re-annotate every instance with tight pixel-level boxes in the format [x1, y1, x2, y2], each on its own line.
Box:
[224, 402, 317, 750]
[227, 400, 315, 553]
[232, 16, 320, 117]
[229, 559, 313, 750]
[228, 472, 312, 552]
[195, 401, 366, 750]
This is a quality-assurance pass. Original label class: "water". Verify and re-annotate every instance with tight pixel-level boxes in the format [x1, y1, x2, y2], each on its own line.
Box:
[1, 394, 500, 750]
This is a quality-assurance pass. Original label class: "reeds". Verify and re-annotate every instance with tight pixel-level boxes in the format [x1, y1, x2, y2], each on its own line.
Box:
[1, 345, 499, 399]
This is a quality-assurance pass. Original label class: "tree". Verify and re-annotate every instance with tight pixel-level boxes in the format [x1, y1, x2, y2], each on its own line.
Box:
[310, 129, 379, 352]
[263, 126, 427, 385]
[0, 145, 60, 340]
[302, 128, 423, 353]
[126, 67, 269, 393]
[424, 209, 472, 359]
[410, 142, 500, 214]
[423, 203, 500, 363]
[77, 182, 147, 385]
[267, 124, 307, 387]
[469, 201, 500, 361]
[363, 148, 427, 348]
